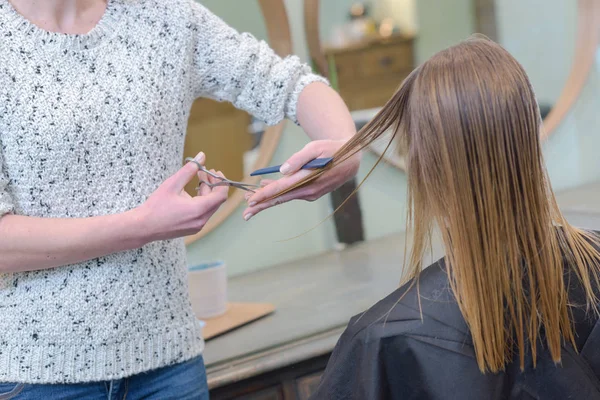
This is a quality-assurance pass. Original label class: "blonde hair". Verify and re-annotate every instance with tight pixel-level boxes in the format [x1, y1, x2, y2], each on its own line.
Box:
[270, 37, 600, 373]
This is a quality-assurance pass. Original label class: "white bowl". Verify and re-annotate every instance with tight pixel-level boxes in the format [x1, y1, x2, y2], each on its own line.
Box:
[188, 261, 227, 319]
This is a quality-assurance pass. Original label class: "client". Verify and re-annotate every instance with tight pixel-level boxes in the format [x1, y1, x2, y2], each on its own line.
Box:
[268, 36, 600, 399]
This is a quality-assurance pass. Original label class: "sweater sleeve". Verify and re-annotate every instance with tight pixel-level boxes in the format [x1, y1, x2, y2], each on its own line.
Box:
[188, 1, 329, 126]
[0, 148, 14, 217]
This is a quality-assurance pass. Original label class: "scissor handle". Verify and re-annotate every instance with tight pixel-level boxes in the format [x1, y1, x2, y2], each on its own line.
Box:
[184, 158, 225, 181]
[250, 157, 333, 176]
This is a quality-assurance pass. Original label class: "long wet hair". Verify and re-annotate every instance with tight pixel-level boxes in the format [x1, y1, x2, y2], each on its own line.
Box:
[269, 36, 600, 373]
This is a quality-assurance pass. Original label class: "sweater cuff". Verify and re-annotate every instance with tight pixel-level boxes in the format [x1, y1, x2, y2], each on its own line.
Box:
[285, 69, 330, 125]
[0, 189, 14, 217]
[0, 202, 14, 217]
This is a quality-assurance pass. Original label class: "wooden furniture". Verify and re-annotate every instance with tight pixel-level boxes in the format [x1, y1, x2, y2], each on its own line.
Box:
[324, 34, 415, 111]
[184, 0, 292, 244]
[192, 187, 600, 399]
[183, 100, 252, 197]
[210, 355, 330, 400]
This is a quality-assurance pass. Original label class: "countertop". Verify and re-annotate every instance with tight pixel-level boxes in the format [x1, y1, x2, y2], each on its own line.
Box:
[199, 181, 600, 389]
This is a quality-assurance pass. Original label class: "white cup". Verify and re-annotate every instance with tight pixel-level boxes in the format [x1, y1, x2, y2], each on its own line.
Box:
[188, 261, 228, 319]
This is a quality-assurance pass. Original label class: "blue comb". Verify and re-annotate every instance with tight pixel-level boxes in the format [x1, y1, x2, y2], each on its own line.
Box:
[250, 157, 333, 176]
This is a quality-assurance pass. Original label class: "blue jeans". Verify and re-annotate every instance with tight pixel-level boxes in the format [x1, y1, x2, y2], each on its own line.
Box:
[0, 355, 209, 400]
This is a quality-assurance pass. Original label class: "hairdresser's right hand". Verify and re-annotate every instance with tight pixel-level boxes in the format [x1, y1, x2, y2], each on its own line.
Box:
[135, 152, 229, 242]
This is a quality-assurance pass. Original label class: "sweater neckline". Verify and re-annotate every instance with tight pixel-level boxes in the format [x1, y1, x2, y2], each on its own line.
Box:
[0, 0, 122, 51]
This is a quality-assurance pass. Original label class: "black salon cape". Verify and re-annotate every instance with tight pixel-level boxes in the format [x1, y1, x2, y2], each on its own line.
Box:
[310, 260, 600, 400]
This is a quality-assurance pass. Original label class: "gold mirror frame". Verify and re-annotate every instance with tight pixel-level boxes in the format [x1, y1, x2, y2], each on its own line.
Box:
[304, 0, 600, 169]
[185, 0, 292, 245]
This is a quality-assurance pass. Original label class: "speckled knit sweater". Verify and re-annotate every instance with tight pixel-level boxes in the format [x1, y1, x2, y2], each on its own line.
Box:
[0, 0, 326, 384]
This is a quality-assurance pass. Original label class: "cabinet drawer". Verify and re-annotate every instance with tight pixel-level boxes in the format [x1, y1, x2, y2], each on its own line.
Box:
[236, 386, 284, 400]
[334, 42, 414, 80]
[338, 70, 412, 110]
[296, 371, 323, 400]
[359, 44, 414, 77]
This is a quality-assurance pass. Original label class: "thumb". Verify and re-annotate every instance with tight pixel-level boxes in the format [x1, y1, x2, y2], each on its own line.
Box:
[280, 142, 322, 175]
[167, 152, 205, 191]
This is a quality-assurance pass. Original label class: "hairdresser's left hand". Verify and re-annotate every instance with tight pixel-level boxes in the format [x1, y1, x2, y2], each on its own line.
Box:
[242, 139, 360, 221]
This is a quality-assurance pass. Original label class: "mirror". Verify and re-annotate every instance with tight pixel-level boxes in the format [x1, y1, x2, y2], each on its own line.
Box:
[305, 0, 599, 169]
[184, 0, 292, 244]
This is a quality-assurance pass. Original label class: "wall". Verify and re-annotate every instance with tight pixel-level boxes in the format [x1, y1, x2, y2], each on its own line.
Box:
[544, 50, 600, 191]
[495, 0, 576, 106]
[413, 0, 475, 65]
[413, 0, 575, 106]
[498, 0, 586, 192]
[319, 0, 358, 45]
[188, 0, 600, 277]
[199, 0, 268, 41]
[372, 0, 418, 35]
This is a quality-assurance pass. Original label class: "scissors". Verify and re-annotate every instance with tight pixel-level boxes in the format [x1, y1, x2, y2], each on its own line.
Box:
[185, 156, 334, 192]
[185, 157, 261, 193]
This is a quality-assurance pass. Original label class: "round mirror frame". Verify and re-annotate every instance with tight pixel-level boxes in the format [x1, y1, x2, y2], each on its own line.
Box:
[185, 0, 293, 245]
[304, 0, 600, 170]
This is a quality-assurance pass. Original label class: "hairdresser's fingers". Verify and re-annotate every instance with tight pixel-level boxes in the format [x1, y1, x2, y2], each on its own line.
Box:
[245, 179, 274, 201]
[197, 169, 211, 196]
[246, 170, 313, 207]
[243, 184, 315, 221]
[210, 174, 230, 206]
[193, 187, 229, 213]
[246, 149, 358, 207]
[206, 169, 222, 185]
[242, 140, 362, 220]
[279, 141, 326, 175]
[166, 152, 205, 192]
[244, 153, 363, 219]
[194, 172, 229, 208]
[198, 169, 225, 197]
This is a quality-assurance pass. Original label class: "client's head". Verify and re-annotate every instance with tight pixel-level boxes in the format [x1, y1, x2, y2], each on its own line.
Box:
[395, 36, 574, 373]
[401, 36, 544, 230]
[273, 36, 600, 373]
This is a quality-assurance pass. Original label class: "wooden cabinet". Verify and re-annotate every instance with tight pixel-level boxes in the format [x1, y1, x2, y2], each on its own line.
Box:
[236, 386, 285, 400]
[210, 354, 330, 400]
[295, 372, 323, 400]
[325, 35, 415, 111]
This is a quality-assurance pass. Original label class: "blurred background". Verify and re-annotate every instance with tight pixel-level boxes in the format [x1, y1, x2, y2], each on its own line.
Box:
[185, 1, 600, 398]
[187, 0, 598, 276]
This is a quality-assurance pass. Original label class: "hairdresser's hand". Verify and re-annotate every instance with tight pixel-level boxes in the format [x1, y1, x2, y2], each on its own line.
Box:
[243, 139, 360, 220]
[136, 152, 229, 241]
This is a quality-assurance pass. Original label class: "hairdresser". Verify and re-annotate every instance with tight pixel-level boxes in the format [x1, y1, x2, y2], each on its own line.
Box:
[0, 0, 359, 398]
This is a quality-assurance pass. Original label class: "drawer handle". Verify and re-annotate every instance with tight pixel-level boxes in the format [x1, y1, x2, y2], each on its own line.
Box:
[379, 56, 393, 67]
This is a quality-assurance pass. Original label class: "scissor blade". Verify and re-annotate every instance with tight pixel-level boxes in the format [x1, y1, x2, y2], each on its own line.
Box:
[228, 183, 256, 193]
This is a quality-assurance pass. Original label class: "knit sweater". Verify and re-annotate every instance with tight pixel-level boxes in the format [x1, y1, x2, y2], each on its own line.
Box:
[0, 0, 326, 384]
